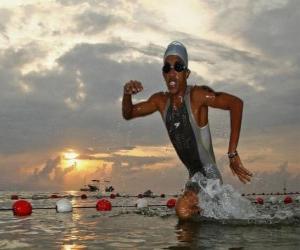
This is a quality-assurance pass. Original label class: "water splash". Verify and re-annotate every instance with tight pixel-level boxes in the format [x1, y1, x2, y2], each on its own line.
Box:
[189, 173, 300, 224]
[198, 179, 257, 219]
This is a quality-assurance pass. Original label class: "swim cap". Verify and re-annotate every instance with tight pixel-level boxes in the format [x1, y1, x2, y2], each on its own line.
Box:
[164, 41, 188, 67]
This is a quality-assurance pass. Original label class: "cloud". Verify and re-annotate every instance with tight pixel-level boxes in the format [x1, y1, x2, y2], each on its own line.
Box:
[74, 10, 123, 35]
[0, 0, 299, 192]
[224, 161, 300, 194]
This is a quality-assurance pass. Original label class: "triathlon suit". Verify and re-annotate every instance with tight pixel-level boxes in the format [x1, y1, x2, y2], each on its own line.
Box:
[162, 86, 222, 188]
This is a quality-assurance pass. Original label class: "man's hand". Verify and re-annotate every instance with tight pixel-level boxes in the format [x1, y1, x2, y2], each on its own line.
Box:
[229, 155, 253, 184]
[124, 80, 143, 95]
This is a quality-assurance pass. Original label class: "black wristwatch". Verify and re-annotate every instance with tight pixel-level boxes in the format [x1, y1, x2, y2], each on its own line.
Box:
[227, 151, 238, 159]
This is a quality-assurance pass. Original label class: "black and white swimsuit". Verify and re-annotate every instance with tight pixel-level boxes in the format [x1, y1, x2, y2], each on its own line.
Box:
[162, 86, 222, 183]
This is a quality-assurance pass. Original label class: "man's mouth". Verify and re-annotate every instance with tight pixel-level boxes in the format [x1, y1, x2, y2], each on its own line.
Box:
[168, 81, 177, 88]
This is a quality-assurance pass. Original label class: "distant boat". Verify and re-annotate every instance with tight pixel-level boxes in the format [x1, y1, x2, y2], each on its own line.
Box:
[105, 186, 114, 192]
[80, 180, 100, 192]
[143, 189, 154, 197]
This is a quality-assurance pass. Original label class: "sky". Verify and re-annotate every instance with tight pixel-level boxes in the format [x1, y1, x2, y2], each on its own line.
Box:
[0, 0, 299, 193]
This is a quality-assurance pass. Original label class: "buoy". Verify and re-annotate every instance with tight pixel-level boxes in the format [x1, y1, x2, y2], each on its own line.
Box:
[110, 193, 116, 199]
[268, 196, 277, 204]
[256, 197, 264, 205]
[56, 199, 73, 213]
[136, 198, 148, 208]
[96, 199, 112, 211]
[284, 196, 293, 204]
[81, 194, 87, 199]
[50, 194, 60, 199]
[11, 195, 19, 200]
[166, 198, 176, 208]
[137, 194, 143, 199]
[160, 193, 166, 198]
[12, 200, 32, 216]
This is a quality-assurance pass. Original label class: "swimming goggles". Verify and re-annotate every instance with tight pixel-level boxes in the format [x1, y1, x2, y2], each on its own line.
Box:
[162, 62, 187, 73]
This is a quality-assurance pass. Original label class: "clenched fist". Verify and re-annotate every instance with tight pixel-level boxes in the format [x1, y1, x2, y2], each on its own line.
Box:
[124, 80, 143, 95]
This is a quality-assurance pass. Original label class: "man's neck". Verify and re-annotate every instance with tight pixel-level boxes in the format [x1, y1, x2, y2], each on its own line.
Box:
[170, 85, 187, 108]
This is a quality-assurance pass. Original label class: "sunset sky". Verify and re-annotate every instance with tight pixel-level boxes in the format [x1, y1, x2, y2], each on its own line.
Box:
[0, 0, 299, 193]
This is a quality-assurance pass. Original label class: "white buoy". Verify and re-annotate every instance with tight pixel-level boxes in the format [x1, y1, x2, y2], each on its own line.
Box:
[56, 199, 73, 213]
[295, 196, 300, 203]
[268, 196, 277, 204]
[136, 198, 148, 209]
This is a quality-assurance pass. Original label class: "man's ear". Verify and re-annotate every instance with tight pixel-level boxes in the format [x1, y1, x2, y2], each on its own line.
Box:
[186, 69, 191, 79]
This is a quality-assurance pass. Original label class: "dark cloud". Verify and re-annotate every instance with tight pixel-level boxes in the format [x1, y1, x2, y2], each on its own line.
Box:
[244, 0, 300, 60]
[0, 8, 11, 37]
[74, 10, 123, 34]
[23, 157, 75, 191]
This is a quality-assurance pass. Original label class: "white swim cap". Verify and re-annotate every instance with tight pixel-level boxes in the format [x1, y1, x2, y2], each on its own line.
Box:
[164, 41, 188, 67]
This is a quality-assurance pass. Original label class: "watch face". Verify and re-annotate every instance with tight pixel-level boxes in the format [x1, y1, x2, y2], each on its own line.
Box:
[228, 152, 237, 158]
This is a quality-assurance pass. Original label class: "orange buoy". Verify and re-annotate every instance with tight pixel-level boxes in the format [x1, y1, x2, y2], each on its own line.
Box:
[12, 200, 32, 216]
[166, 198, 176, 208]
[96, 199, 112, 211]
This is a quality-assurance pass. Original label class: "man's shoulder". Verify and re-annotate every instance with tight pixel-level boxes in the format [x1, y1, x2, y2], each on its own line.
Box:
[149, 91, 169, 101]
[190, 84, 216, 94]
[148, 91, 169, 110]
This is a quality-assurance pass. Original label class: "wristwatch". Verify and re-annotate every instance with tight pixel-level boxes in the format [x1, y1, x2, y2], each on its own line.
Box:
[227, 151, 238, 159]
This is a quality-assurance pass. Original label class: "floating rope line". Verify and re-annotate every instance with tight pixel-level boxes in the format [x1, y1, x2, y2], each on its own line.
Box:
[7, 191, 300, 201]
[1, 195, 300, 216]
[0, 198, 178, 216]
[0, 204, 167, 211]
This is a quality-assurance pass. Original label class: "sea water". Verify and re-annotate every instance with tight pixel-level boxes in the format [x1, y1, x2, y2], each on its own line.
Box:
[0, 190, 300, 249]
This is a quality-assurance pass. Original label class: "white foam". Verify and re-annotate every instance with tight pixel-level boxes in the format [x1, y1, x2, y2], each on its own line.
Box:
[192, 176, 257, 219]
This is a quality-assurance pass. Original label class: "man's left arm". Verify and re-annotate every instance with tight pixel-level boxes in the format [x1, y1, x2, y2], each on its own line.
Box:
[200, 88, 253, 183]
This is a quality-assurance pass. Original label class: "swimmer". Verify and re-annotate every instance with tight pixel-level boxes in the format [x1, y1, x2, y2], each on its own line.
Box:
[122, 41, 253, 220]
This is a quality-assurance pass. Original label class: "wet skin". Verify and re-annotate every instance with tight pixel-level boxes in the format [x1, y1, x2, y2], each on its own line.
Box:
[175, 191, 202, 221]
[122, 55, 253, 219]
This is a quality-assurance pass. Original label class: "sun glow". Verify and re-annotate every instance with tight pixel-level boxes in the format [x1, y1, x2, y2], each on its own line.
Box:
[62, 150, 79, 169]
[63, 151, 79, 160]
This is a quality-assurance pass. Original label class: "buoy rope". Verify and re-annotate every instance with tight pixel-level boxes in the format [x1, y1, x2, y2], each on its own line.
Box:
[7, 192, 300, 201]
[0, 204, 169, 212]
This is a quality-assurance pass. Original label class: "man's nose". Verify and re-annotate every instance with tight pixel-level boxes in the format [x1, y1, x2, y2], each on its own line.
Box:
[168, 68, 177, 76]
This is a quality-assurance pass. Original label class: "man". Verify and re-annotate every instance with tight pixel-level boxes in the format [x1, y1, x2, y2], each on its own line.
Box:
[122, 41, 252, 220]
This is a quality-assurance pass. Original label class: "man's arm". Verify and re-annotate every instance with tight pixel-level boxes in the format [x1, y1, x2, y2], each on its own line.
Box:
[122, 80, 160, 120]
[194, 86, 252, 183]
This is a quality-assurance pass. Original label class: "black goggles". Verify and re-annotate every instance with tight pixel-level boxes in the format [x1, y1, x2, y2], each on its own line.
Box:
[162, 62, 187, 73]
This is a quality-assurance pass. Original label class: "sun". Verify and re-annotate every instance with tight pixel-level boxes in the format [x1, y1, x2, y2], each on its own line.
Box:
[63, 151, 79, 160]
[62, 150, 79, 168]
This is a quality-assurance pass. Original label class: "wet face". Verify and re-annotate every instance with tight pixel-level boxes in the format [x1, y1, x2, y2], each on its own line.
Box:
[162, 55, 190, 95]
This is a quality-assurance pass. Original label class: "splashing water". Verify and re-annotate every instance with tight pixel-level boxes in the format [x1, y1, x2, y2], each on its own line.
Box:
[188, 172, 300, 224]
[196, 177, 256, 219]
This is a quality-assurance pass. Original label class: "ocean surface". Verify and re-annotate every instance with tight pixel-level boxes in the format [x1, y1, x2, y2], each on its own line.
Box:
[1, 190, 300, 250]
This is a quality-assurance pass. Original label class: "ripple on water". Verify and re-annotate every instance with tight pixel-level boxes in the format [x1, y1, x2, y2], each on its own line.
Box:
[0, 240, 32, 249]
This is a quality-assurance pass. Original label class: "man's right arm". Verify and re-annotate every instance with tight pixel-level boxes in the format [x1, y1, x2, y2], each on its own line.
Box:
[122, 80, 161, 120]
